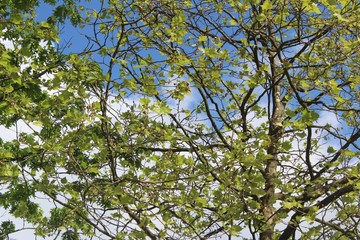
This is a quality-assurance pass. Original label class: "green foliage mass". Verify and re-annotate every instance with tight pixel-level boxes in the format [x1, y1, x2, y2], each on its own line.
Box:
[0, 0, 359, 239]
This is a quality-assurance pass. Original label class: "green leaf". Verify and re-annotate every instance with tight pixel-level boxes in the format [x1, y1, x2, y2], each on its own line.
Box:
[281, 141, 292, 151]
[140, 98, 151, 106]
[203, 48, 218, 58]
[301, 110, 320, 123]
[198, 35, 207, 42]
[230, 19, 238, 25]
[296, 132, 307, 138]
[327, 146, 336, 154]
[307, 3, 322, 14]
[2, 151, 14, 159]
[10, 14, 23, 24]
[327, 0, 337, 5]
[88, 167, 99, 174]
[0, 221, 15, 236]
[195, 197, 207, 207]
[262, 0, 272, 10]
[32, 121, 43, 127]
[13, 201, 29, 218]
[152, 102, 171, 114]
[256, 13, 267, 22]
[229, 225, 242, 235]
[283, 201, 300, 209]
[119, 194, 134, 204]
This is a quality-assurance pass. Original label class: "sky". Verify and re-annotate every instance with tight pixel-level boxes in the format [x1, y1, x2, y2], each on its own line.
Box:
[35, 1, 92, 53]
[1, 0, 359, 239]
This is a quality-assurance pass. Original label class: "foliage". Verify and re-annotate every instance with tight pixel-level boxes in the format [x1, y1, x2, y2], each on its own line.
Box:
[0, 0, 360, 239]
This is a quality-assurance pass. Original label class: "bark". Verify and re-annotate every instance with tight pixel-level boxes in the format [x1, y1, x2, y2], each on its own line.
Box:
[260, 51, 284, 240]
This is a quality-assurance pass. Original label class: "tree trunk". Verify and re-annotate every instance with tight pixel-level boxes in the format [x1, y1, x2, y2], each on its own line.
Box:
[260, 53, 284, 240]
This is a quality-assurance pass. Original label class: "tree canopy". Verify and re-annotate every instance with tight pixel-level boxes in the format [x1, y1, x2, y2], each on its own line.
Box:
[0, 0, 360, 239]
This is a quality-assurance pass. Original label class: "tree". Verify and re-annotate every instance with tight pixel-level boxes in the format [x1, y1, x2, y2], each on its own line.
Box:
[1, 0, 360, 239]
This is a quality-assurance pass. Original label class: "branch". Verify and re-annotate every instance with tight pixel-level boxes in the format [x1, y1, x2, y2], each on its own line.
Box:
[305, 127, 315, 179]
[313, 217, 358, 240]
[122, 205, 158, 240]
[315, 129, 360, 179]
[138, 143, 228, 152]
[279, 184, 355, 240]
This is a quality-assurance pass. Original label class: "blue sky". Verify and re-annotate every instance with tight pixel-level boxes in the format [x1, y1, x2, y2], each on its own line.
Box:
[36, 0, 105, 54]
[1, 0, 359, 239]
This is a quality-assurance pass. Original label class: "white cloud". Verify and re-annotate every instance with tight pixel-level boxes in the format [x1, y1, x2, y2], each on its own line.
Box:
[1, 38, 14, 50]
[317, 111, 341, 129]
[0, 120, 40, 142]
